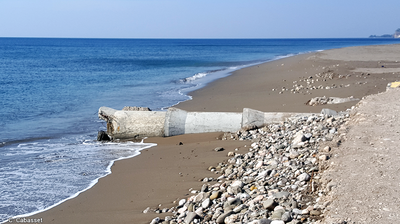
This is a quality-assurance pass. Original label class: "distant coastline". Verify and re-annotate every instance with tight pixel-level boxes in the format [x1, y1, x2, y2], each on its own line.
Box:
[369, 28, 400, 38]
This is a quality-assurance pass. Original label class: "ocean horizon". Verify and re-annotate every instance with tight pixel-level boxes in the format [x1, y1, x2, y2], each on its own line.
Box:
[1, 38, 400, 222]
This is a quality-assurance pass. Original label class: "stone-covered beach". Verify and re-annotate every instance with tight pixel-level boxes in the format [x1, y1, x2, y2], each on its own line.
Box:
[22, 44, 400, 224]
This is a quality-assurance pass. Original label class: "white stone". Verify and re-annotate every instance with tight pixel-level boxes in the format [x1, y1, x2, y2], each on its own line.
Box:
[178, 199, 186, 206]
[202, 198, 211, 208]
[239, 193, 250, 201]
[319, 155, 328, 161]
[255, 160, 263, 169]
[297, 173, 310, 182]
[231, 180, 244, 188]
[195, 207, 203, 216]
[271, 221, 285, 224]
[150, 217, 160, 224]
[177, 206, 187, 214]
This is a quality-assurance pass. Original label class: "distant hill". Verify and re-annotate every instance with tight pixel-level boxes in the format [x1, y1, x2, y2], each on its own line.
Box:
[370, 28, 400, 38]
[369, 34, 394, 38]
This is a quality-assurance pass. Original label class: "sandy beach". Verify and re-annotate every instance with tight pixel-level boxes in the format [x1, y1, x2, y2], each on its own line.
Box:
[20, 44, 400, 224]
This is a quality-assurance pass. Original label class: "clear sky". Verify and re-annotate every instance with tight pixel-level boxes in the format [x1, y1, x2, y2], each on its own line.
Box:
[1, 0, 399, 38]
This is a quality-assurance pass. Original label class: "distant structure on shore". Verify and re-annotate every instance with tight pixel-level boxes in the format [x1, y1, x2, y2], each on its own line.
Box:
[395, 28, 400, 38]
[370, 28, 400, 38]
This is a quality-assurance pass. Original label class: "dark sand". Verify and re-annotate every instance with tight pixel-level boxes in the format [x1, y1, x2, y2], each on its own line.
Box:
[20, 44, 400, 224]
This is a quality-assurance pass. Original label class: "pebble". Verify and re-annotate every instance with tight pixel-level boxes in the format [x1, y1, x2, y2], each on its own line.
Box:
[144, 110, 350, 224]
[214, 147, 224, 152]
[270, 221, 285, 224]
[270, 209, 284, 220]
[209, 191, 220, 200]
[201, 198, 210, 208]
[184, 212, 198, 224]
[178, 199, 186, 206]
[259, 219, 273, 224]
[150, 217, 160, 224]
[310, 210, 322, 216]
[282, 212, 291, 222]
[297, 173, 311, 182]
[216, 211, 234, 224]
[263, 198, 277, 210]
[143, 207, 151, 213]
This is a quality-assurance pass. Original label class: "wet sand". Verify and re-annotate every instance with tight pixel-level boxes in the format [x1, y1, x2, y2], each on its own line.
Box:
[21, 44, 400, 224]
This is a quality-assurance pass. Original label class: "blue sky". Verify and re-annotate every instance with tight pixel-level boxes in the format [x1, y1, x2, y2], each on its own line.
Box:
[1, 0, 399, 38]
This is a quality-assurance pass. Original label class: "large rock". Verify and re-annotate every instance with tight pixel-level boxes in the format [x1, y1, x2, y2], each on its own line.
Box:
[97, 130, 111, 141]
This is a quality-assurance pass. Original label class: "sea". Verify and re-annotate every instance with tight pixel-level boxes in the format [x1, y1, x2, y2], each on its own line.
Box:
[1, 38, 399, 222]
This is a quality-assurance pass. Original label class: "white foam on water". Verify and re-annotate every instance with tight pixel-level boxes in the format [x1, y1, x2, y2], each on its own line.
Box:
[180, 72, 208, 83]
[0, 136, 156, 223]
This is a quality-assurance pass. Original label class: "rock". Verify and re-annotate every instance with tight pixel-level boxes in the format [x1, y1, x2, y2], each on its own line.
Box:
[195, 207, 203, 216]
[194, 192, 205, 202]
[233, 204, 247, 213]
[271, 209, 285, 220]
[208, 166, 216, 171]
[239, 192, 250, 201]
[223, 197, 241, 211]
[310, 210, 322, 216]
[322, 146, 331, 152]
[97, 130, 111, 141]
[319, 155, 328, 161]
[255, 160, 264, 169]
[292, 209, 302, 215]
[297, 173, 310, 182]
[227, 151, 235, 157]
[259, 219, 273, 224]
[303, 133, 312, 141]
[216, 211, 234, 224]
[201, 184, 208, 192]
[150, 217, 160, 224]
[202, 198, 211, 208]
[231, 180, 244, 188]
[143, 207, 151, 213]
[187, 203, 194, 212]
[184, 212, 198, 224]
[270, 220, 285, 224]
[214, 147, 224, 152]
[289, 150, 300, 159]
[203, 214, 212, 222]
[224, 214, 240, 224]
[263, 198, 277, 210]
[212, 209, 223, 220]
[321, 108, 337, 116]
[178, 199, 186, 206]
[282, 212, 291, 222]
[210, 191, 220, 200]
[292, 131, 304, 146]
[291, 200, 298, 209]
[272, 191, 290, 199]
[227, 185, 242, 194]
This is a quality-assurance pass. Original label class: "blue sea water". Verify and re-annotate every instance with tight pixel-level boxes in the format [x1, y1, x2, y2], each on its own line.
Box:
[1, 38, 399, 221]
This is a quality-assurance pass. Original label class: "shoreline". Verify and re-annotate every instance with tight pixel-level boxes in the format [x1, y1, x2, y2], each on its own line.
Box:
[18, 44, 400, 224]
[176, 45, 399, 113]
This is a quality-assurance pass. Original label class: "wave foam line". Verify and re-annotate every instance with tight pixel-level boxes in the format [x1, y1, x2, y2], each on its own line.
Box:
[3, 142, 157, 223]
